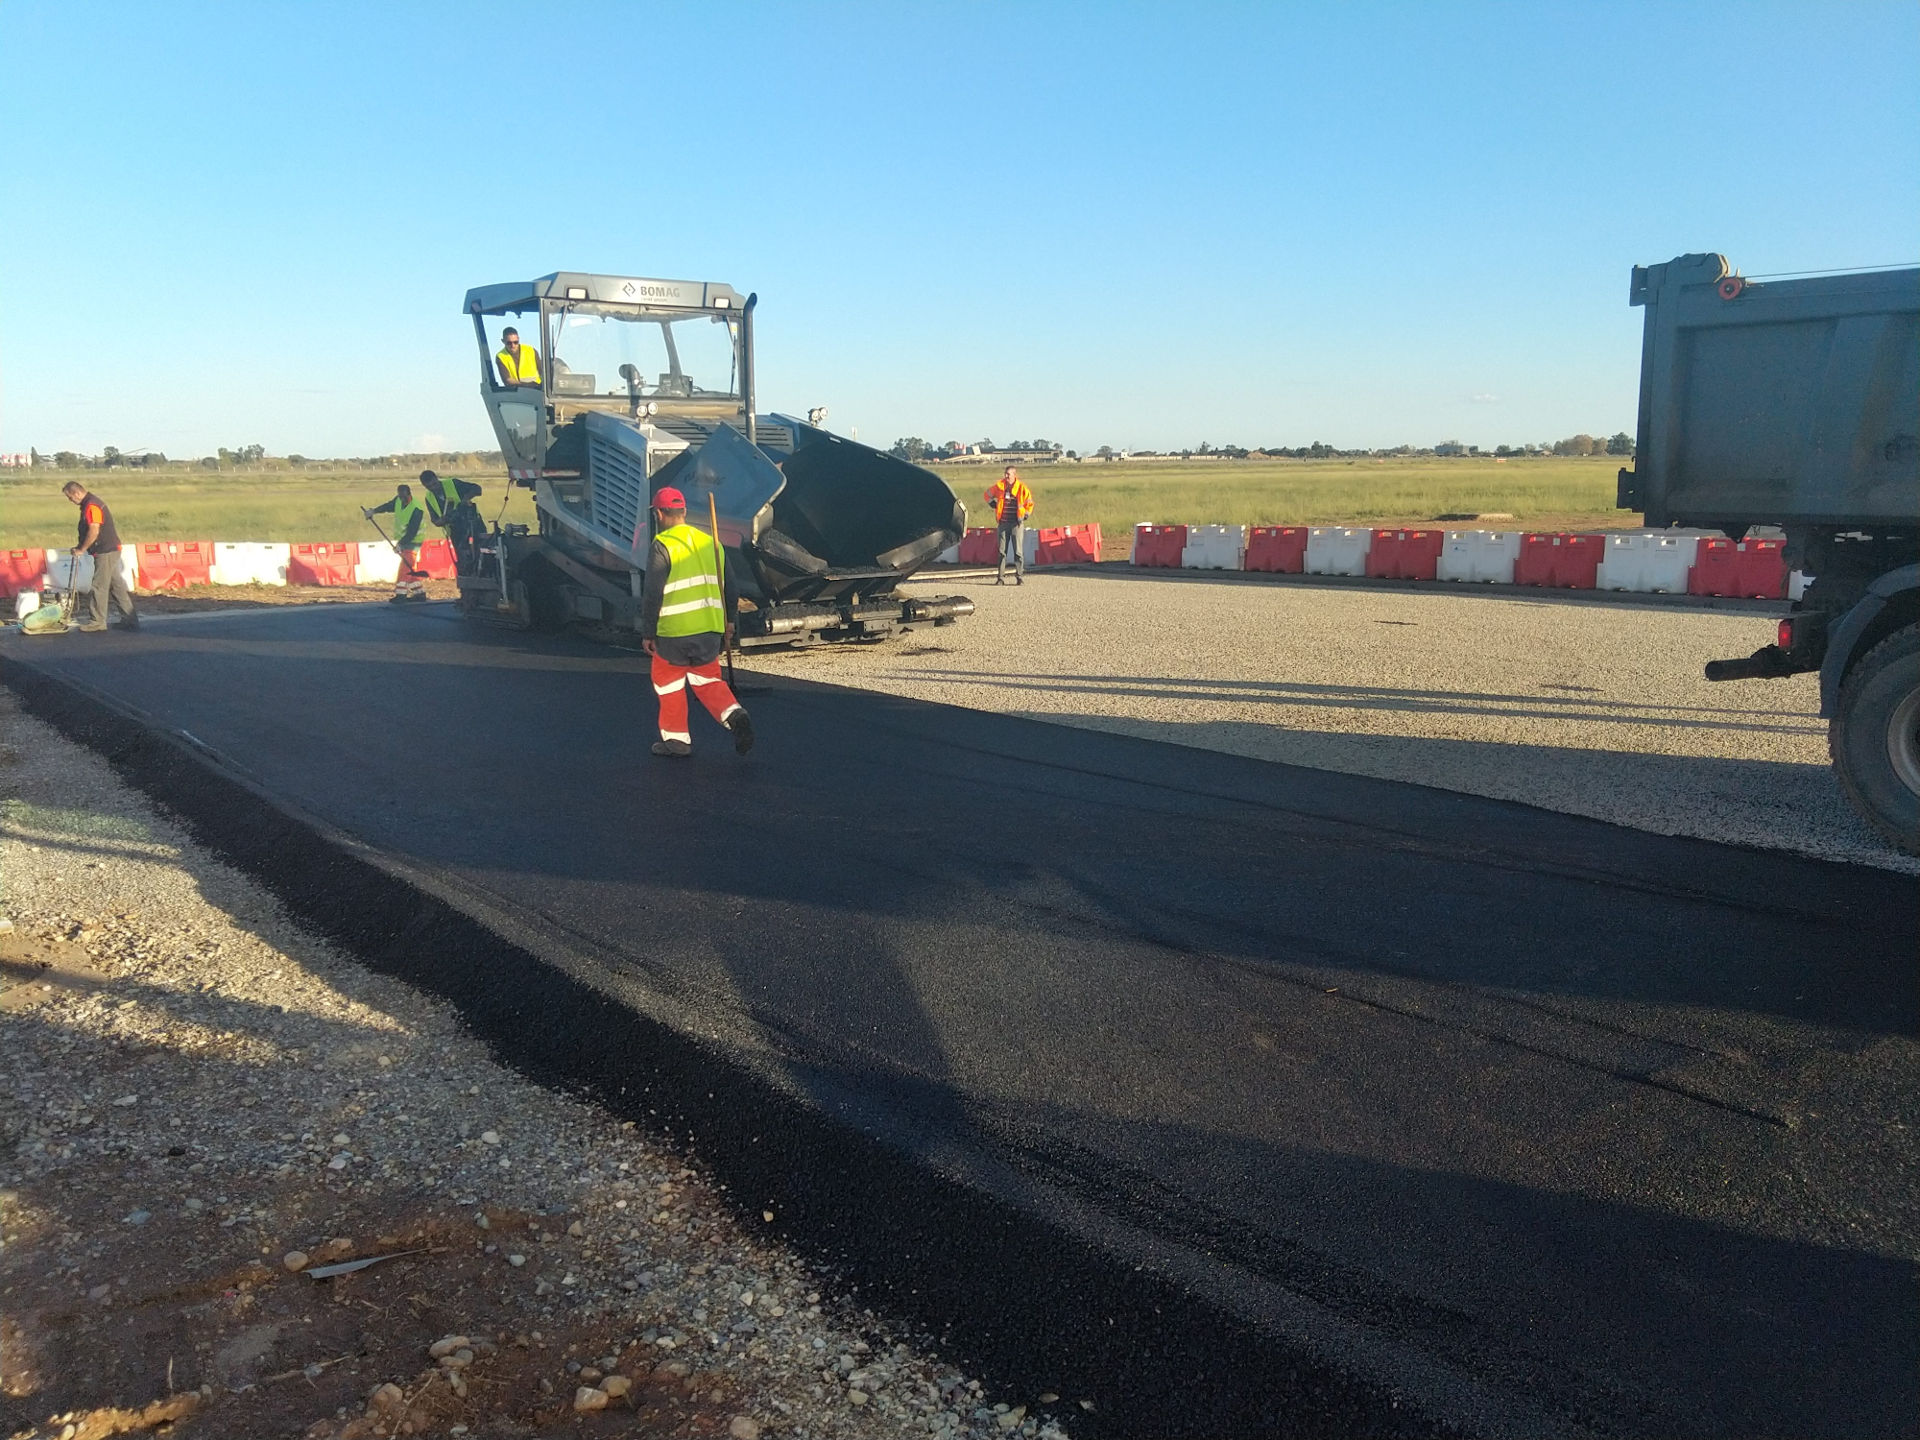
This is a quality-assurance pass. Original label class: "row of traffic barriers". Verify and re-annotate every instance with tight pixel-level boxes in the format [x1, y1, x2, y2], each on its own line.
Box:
[943, 525, 1105, 568]
[0, 539, 459, 601]
[1120, 524, 1790, 599]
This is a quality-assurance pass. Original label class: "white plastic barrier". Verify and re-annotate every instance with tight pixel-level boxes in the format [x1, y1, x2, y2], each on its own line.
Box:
[1180, 524, 1246, 570]
[1304, 526, 1372, 576]
[354, 547, 402, 586]
[210, 541, 290, 586]
[935, 542, 960, 564]
[44, 548, 140, 593]
[1788, 570, 1811, 601]
[1436, 530, 1522, 584]
[1021, 529, 1039, 566]
[1595, 533, 1698, 593]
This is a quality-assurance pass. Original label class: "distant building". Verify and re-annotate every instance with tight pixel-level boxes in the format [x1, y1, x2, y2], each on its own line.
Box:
[0, 453, 30, 468]
[1434, 440, 1469, 457]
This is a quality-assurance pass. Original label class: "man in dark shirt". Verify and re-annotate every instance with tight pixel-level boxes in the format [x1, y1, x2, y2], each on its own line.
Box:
[62, 481, 139, 632]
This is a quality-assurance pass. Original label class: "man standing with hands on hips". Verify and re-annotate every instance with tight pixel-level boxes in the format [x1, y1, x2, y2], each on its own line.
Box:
[640, 486, 753, 758]
[984, 465, 1034, 585]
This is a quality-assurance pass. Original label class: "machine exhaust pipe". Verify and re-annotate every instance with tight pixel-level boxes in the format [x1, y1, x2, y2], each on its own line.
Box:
[1704, 644, 1801, 682]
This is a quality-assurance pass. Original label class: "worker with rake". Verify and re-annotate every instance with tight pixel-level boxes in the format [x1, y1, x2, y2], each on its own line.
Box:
[640, 485, 753, 758]
[362, 483, 430, 602]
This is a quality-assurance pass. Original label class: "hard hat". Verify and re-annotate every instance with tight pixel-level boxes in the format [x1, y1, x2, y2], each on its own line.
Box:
[652, 486, 686, 509]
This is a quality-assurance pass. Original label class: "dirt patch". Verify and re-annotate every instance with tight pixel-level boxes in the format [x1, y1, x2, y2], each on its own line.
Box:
[132, 581, 462, 615]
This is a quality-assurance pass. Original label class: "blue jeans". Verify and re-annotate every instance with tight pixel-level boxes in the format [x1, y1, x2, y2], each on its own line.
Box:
[997, 522, 1024, 577]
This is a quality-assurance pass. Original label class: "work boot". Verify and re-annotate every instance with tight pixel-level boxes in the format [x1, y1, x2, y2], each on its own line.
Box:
[650, 739, 692, 758]
[726, 707, 755, 756]
[75, 619, 107, 633]
[116, 616, 140, 631]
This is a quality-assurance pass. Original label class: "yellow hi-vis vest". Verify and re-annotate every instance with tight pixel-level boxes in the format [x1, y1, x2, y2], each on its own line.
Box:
[655, 523, 726, 638]
[497, 344, 542, 385]
[420, 474, 461, 522]
[391, 494, 428, 546]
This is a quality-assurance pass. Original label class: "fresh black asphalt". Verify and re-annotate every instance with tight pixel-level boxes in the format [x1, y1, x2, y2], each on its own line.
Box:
[5, 602, 1915, 1439]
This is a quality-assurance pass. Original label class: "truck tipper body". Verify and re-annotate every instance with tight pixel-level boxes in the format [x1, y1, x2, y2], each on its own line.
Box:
[1620, 252, 1919, 850]
[457, 272, 973, 647]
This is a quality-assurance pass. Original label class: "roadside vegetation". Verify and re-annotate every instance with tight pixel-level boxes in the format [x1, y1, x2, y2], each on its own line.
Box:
[0, 454, 1635, 549]
[935, 454, 1638, 536]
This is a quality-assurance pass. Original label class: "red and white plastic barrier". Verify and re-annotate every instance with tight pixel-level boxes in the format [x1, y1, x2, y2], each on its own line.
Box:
[1690, 538, 1788, 599]
[1, 549, 44, 598]
[1181, 524, 1246, 570]
[1515, 533, 1605, 589]
[1033, 525, 1102, 566]
[288, 542, 357, 586]
[1595, 534, 1697, 594]
[1436, 531, 1522, 584]
[210, 541, 291, 587]
[1245, 526, 1307, 573]
[1130, 524, 1187, 568]
[1366, 528, 1444, 581]
[1305, 527, 1372, 576]
[138, 540, 216, 589]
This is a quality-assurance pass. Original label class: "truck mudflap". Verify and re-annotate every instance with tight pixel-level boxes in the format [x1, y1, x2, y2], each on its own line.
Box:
[737, 593, 975, 648]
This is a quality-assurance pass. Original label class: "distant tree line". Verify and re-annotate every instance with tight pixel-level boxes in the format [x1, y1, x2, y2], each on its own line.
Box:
[23, 447, 507, 472]
[892, 432, 1635, 462]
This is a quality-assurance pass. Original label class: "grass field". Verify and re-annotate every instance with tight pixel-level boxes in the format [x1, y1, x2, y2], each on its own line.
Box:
[1, 455, 1635, 549]
[0, 467, 537, 549]
[934, 454, 1636, 541]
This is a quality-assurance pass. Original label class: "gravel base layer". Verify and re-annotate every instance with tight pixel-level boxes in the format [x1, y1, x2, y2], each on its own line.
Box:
[0, 692, 1073, 1440]
[749, 570, 1913, 872]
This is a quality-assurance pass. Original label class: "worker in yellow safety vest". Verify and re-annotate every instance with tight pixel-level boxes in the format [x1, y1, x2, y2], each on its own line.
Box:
[640, 485, 753, 758]
[417, 469, 485, 573]
[363, 483, 430, 602]
[495, 326, 542, 387]
[984, 466, 1035, 585]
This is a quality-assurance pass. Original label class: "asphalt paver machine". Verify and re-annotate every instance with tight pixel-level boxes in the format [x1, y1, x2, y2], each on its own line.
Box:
[460, 272, 973, 646]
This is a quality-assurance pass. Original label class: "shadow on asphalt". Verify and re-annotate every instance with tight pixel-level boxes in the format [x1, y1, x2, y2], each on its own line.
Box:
[4, 609, 1916, 1438]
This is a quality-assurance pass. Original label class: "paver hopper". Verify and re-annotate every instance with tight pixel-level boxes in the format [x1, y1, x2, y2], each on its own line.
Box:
[459, 272, 972, 645]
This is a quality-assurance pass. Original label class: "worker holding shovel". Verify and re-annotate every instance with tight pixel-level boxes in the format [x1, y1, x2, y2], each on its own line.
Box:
[639, 485, 752, 758]
[362, 483, 430, 602]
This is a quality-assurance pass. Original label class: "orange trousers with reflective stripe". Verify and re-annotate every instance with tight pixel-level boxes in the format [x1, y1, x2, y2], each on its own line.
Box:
[651, 653, 740, 743]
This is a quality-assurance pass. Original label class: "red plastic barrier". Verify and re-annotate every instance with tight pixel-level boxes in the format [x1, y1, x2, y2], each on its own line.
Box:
[287, 542, 357, 587]
[1514, 532, 1604, 589]
[1689, 538, 1787, 599]
[1131, 524, 1188, 568]
[415, 538, 458, 579]
[958, 527, 1000, 565]
[138, 540, 215, 589]
[1244, 526, 1307, 573]
[1, 549, 45, 598]
[1035, 524, 1102, 566]
[1365, 528, 1445, 581]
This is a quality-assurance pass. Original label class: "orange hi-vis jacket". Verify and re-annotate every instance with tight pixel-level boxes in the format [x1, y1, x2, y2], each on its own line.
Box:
[985, 475, 1034, 524]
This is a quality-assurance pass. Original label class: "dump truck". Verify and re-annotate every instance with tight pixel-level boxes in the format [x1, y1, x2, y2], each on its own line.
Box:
[1619, 252, 1919, 851]
[457, 272, 973, 646]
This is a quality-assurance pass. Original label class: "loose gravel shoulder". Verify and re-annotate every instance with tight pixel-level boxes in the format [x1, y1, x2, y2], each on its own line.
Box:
[0, 689, 1074, 1440]
[750, 569, 1914, 871]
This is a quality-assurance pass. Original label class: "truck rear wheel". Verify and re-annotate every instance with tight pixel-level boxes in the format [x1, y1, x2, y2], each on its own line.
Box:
[1831, 624, 1920, 854]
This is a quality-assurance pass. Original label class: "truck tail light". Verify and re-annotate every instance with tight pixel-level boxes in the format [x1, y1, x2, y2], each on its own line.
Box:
[1778, 618, 1795, 649]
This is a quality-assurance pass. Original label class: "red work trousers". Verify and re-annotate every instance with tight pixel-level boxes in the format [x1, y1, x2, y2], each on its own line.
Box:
[651, 653, 741, 744]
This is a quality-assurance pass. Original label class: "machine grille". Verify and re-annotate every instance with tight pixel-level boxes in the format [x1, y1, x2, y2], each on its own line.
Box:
[587, 431, 649, 548]
[754, 424, 794, 455]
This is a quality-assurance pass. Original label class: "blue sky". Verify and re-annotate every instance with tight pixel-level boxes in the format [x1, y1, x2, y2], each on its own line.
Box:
[3, 1, 1915, 458]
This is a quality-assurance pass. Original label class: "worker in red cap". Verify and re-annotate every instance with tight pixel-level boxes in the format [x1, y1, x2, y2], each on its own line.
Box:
[639, 485, 753, 757]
